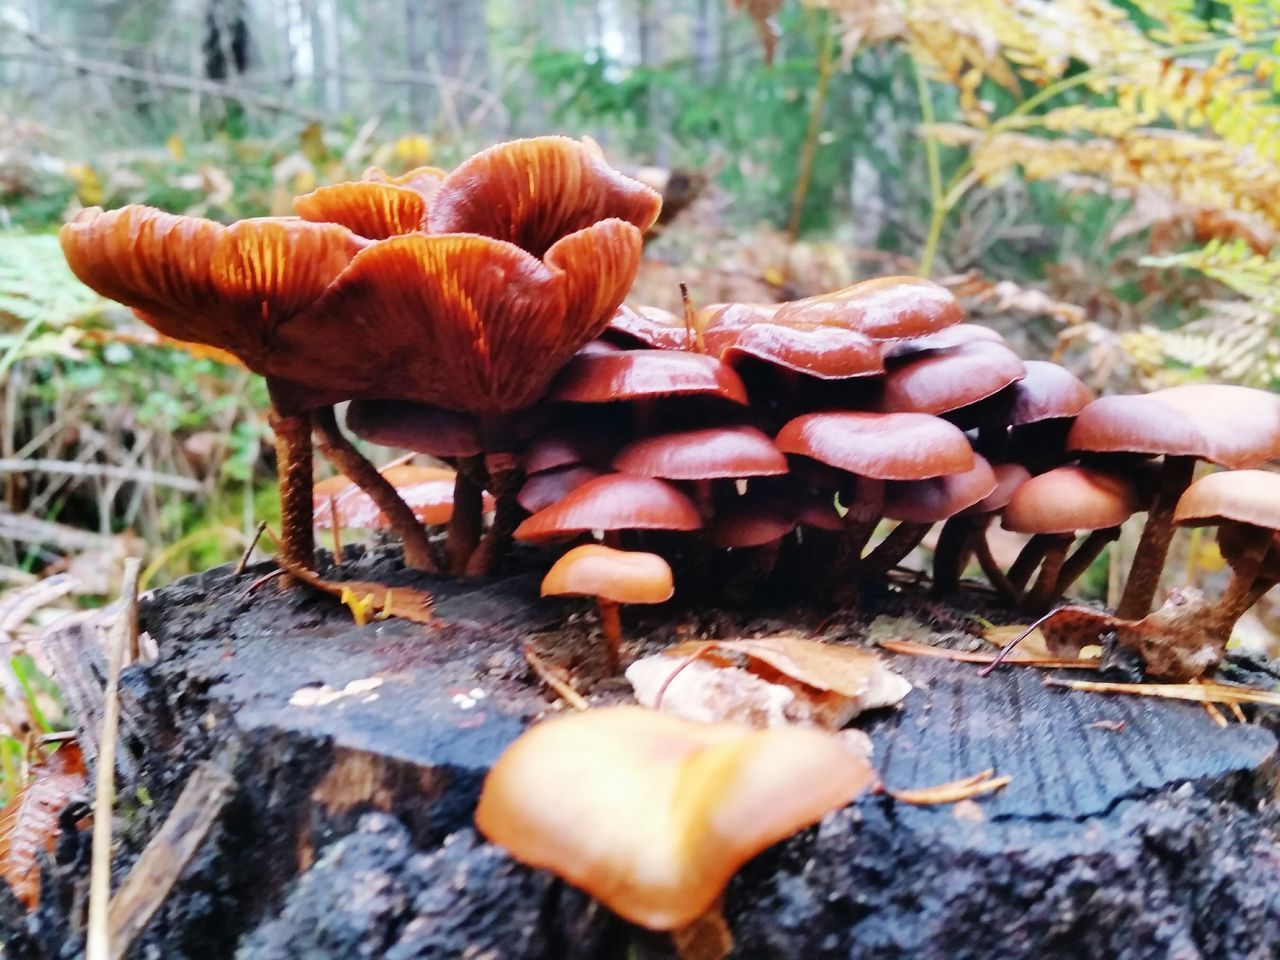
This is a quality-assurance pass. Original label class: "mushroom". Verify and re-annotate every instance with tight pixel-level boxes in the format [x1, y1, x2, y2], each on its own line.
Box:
[313, 465, 468, 529]
[541, 545, 674, 671]
[1174, 470, 1280, 635]
[59, 207, 368, 571]
[1068, 383, 1280, 618]
[1001, 465, 1140, 613]
[770, 275, 964, 339]
[548, 350, 748, 406]
[474, 706, 875, 930]
[930, 463, 1030, 597]
[776, 411, 975, 562]
[274, 136, 663, 575]
[516, 465, 605, 514]
[514, 474, 702, 545]
[878, 340, 1027, 417]
[866, 455, 998, 576]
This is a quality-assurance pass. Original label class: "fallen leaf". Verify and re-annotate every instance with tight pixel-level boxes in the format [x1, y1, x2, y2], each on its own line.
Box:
[984, 623, 1055, 659]
[0, 742, 87, 910]
[277, 560, 435, 625]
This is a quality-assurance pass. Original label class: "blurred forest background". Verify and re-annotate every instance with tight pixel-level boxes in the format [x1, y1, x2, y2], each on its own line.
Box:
[3, 0, 1280, 774]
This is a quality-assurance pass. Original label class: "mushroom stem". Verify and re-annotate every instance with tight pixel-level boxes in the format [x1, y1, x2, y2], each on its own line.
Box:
[1008, 533, 1057, 595]
[974, 533, 1020, 604]
[1117, 454, 1195, 619]
[1053, 526, 1120, 597]
[597, 597, 623, 673]
[841, 477, 885, 562]
[861, 522, 931, 576]
[465, 452, 525, 576]
[931, 515, 981, 595]
[312, 407, 439, 573]
[1021, 534, 1073, 614]
[1211, 524, 1272, 634]
[268, 406, 315, 571]
[445, 456, 486, 575]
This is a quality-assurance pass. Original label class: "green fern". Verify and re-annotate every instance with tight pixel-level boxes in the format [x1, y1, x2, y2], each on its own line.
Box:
[0, 233, 104, 377]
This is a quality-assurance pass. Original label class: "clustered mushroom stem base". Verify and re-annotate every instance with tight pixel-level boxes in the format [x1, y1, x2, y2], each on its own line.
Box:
[841, 478, 885, 564]
[1008, 534, 1056, 595]
[1212, 526, 1272, 634]
[445, 457, 486, 576]
[465, 455, 524, 577]
[1022, 535, 1073, 614]
[597, 598, 622, 674]
[931, 515, 981, 596]
[267, 407, 315, 572]
[1116, 455, 1195, 620]
[311, 407, 439, 573]
[1053, 527, 1120, 598]
[974, 535, 1019, 604]
[862, 522, 931, 577]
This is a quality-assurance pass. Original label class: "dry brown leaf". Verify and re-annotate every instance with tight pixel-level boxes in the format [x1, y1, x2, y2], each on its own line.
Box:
[276, 560, 434, 626]
[983, 623, 1055, 659]
[0, 742, 87, 910]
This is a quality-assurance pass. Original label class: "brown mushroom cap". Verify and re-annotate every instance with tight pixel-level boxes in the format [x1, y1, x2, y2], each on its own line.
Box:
[606, 305, 695, 350]
[771, 276, 963, 340]
[514, 474, 702, 541]
[703, 321, 884, 380]
[517, 465, 605, 514]
[879, 341, 1027, 415]
[1007, 361, 1095, 426]
[1068, 384, 1280, 469]
[884, 455, 998, 523]
[473, 705, 875, 930]
[541, 544, 674, 605]
[548, 350, 749, 405]
[1174, 469, 1280, 530]
[1002, 465, 1139, 534]
[344, 399, 482, 459]
[962, 463, 1031, 516]
[880, 323, 1006, 360]
[1217, 524, 1280, 581]
[710, 496, 799, 548]
[523, 427, 617, 474]
[776, 412, 975, 480]
[612, 426, 787, 480]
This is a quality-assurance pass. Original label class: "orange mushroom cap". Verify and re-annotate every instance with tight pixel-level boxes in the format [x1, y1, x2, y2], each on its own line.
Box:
[294, 181, 428, 240]
[1002, 465, 1139, 534]
[59, 206, 364, 377]
[1174, 469, 1280, 531]
[607, 304, 697, 351]
[313, 465, 463, 528]
[612, 425, 787, 480]
[1068, 384, 1280, 469]
[474, 706, 875, 930]
[514, 474, 702, 541]
[541, 544, 674, 605]
[776, 412, 975, 480]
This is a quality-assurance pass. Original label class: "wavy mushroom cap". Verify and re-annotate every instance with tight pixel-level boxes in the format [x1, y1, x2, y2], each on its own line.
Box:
[1068, 384, 1280, 469]
[771, 276, 963, 340]
[514, 474, 702, 541]
[294, 181, 428, 240]
[474, 706, 875, 930]
[548, 350, 749, 405]
[879, 341, 1027, 415]
[776, 412, 975, 480]
[541, 544, 674, 605]
[344, 399, 482, 459]
[704, 320, 884, 380]
[613, 425, 787, 480]
[884, 455, 998, 523]
[59, 206, 364, 375]
[359, 164, 447, 197]
[1002, 465, 1139, 534]
[1174, 469, 1280, 531]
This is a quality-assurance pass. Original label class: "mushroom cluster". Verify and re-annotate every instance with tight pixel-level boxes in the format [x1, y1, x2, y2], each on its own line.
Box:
[60, 135, 1280, 678]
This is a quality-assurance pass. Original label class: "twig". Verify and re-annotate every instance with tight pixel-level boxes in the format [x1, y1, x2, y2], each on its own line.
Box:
[978, 607, 1065, 677]
[106, 761, 234, 960]
[877, 638, 1098, 669]
[233, 522, 268, 576]
[523, 645, 588, 712]
[654, 645, 714, 710]
[328, 495, 342, 563]
[1193, 678, 1229, 727]
[0, 458, 203, 492]
[1043, 676, 1280, 706]
[882, 768, 1012, 805]
[87, 557, 140, 960]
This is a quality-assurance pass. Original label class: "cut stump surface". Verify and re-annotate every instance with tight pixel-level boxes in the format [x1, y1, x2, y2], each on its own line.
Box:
[13, 547, 1280, 960]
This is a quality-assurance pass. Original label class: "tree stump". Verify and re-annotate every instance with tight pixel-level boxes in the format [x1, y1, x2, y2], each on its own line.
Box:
[10, 547, 1280, 959]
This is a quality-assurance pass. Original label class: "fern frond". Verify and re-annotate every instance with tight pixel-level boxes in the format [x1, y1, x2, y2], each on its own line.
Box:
[0, 234, 104, 330]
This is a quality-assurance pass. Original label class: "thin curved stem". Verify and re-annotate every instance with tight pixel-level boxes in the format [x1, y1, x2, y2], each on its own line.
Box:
[1022, 535, 1073, 614]
[1054, 526, 1120, 597]
[862, 522, 931, 576]
[312, 406, 439, 572]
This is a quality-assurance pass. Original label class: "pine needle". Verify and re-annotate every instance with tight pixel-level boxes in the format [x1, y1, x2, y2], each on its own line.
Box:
[877, 638, 1098, 669]
[1044, 676, 1280, 706]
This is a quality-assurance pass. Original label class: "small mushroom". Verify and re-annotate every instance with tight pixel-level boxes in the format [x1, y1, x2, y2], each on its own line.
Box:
[1069, 384, 1280, 618]
[474, 706, 875, 930]
[878, 340, 1027, 416]
[1001, 465, 1139, 613]
[541, 545, 673, 671]
[514, 474, 702, 545]
[548, 349, 748, 406]
[931, 463, 1031, 597]
[1175, 469, 1280, 635]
